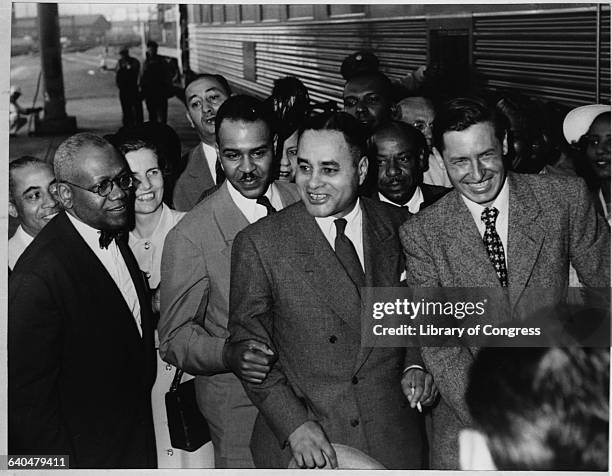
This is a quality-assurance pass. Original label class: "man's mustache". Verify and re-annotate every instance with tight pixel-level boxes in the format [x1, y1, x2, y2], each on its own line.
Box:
[239, 172, 260, 182]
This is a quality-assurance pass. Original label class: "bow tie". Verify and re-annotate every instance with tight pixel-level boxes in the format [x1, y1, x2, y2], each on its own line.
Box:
[99, 229, 124, 249]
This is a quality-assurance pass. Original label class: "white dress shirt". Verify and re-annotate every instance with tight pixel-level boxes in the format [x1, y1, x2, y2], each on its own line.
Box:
[8, 225, 34, 270]
[226, 180, 284, 224]
[67, 213, 142, 336]
[129, 204, 186, 290]
[202, 142, 219, 185]
[423, 149, 453, 188]
[314, 198, 365, 271]
[378, 186, 424, 214]
[461, 177, 510, 260]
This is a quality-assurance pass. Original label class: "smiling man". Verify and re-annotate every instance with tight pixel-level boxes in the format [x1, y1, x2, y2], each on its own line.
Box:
[9, 133, 157, 468]
[8, 156, 60, 269]
[173, 74, 232, 211]
[159, 95, 300, 468]
[399, 97, 610, 469]
[227, 111, 437, 469]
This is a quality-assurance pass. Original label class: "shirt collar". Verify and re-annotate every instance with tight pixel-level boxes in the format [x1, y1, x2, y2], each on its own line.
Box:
[378, 186, 423, 213]
[66, 211, 107, 249]
[15, 225, 35, 245]
[129, 204, 170, 243]
[461, 175, 510, 223]
[226, 179, 276, 217]
[314, 198, 361, 235]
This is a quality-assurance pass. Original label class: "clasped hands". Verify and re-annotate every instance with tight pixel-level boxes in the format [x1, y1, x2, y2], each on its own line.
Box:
[223, 339, 276, 384]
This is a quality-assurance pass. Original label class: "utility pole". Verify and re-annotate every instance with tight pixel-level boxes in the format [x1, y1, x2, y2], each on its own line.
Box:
[37, 3, 76, 133]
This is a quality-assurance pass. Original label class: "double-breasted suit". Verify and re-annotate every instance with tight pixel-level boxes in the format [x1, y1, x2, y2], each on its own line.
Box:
[228, 198, 425, 469]
[399, 172, 611, 469]
[9, 212, 157, 468]
[159, 180, 300, 467]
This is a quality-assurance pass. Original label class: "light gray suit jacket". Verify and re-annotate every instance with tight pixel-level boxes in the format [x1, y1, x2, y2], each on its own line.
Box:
[228, 198, 425, 469]
[399, 172, 610, 469]
[172, 144, 216, 212]
[158, 180, 300, 464]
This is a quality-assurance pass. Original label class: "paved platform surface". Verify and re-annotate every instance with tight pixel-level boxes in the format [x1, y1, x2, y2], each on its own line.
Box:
[9, 48, 201, 236]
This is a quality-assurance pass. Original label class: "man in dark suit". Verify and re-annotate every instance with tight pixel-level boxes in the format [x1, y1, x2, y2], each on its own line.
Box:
[369, 121, 450, 212]
[399, 97, 610, 469]
[228, 112, 437, 469]
[159, 95, 300, 468]
[9, 133, 157, 468]
[173, 74, 232, 211]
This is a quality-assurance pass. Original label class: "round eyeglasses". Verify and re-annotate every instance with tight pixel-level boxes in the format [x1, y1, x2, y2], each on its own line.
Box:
[62, 173, 136, 197]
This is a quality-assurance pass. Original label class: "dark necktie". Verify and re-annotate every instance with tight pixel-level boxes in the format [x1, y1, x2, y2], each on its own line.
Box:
[334, 218, 365, 290]
[99, 229, 124, 249]
[481, 207, 508, 287]
[215, 159, 226, 186]
[256, 195, 277, 216]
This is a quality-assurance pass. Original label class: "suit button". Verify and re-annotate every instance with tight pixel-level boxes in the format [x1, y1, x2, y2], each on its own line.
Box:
[329, 335, 337, 343]
[350, 419, 359, 427]
[351, 376, 358, 384]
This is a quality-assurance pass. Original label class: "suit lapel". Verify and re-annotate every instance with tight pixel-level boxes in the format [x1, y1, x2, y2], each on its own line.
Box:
[213, 183, 250, 259]
[287, 204, 362, 336]
[57, 213, 145, 343]
[506, 173, 545, 308]
[353, 200, 401, 373]
[442, 192, 501, 286]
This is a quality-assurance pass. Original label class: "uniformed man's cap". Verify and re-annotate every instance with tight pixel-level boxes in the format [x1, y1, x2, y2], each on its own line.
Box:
[341, 50, 380, 80]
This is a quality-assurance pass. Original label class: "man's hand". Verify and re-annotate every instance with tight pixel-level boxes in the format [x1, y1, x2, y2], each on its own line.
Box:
[223, 339, 276, 384]
[288, 421, 337, 469]
[401, 368, 438, 409]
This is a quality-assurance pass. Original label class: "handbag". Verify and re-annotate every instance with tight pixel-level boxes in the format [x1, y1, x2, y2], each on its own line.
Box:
[165, 368, 211, 451]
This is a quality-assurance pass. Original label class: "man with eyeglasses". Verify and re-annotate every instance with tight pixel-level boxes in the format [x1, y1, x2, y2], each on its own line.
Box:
[9, 133, 158, 468]
[397, 96, 453, 188]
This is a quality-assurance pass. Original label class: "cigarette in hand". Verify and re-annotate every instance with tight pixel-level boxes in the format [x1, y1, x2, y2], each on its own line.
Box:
[410, 386, 423, 413]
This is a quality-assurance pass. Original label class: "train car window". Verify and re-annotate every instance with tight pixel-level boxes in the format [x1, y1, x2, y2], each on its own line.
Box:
[212, 5, 224, 24]
[288, 5, 314, 20]
[225, 5, 238, 23]
[201, 5, 212, 24]
[240, 5, 259, 23]
[328, 5, 365, 17]
[261, 5, 282, 22]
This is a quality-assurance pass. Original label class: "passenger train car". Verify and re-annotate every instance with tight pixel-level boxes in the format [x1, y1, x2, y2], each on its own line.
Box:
[152, 4, 610, 109]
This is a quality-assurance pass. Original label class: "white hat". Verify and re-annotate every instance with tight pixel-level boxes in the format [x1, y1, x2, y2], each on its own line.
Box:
[287, 443, 386, 469]
[563, 104, 610, 144]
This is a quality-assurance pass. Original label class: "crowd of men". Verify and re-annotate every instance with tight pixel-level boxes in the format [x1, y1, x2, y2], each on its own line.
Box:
[8, 49, 610, 470]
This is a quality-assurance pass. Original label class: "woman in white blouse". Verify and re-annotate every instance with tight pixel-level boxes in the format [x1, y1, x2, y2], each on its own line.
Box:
[118, 137, 213, 468]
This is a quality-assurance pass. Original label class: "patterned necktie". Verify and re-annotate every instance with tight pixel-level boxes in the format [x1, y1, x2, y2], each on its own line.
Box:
[334, 218, 365, 290]
[256, 195, 277, 216]
[481, 207, 508, 287]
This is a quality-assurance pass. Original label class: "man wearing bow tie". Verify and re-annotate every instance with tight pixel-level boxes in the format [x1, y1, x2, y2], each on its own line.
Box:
[9, 133, 157, 468]
[159, 95, 300, 468]
[227, 111, 436, 469]
[399, 97, 610, 469]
